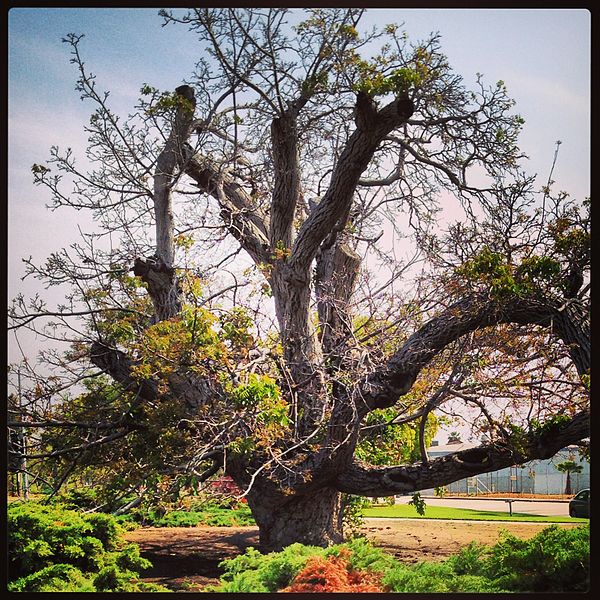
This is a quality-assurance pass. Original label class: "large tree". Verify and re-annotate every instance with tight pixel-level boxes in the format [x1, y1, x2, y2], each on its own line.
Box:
[9, 9, 589, 551]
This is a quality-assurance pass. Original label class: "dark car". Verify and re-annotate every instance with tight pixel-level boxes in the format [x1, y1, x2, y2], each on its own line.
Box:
[569, 489, 590, 518]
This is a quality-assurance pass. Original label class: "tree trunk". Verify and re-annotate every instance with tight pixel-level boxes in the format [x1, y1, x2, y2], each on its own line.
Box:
[248, 487, 344, 552]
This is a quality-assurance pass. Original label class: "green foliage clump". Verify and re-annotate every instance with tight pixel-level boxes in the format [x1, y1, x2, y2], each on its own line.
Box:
[212, 538, 396, 593]
[211, 544, 322, 592]
[456, 246, 563, 299]
[382, 560, 505, 593]
[7, 501, 169, 592]
[8, 564, 97, 592]
[407, 491, 426, 515]
[59, 487, 100, 511]
[113, 496, 255, 529]
[329, 536, 398, 574]
[229, 373, 281, 410]
[529, 413, 572, 437]
[448, 524, 590, 592]
[356, 408, 439, 466]
[354, 67, 422, 96]
[93, 544, 166, 592]
[227, 373, 291, 448]
[146, 505, 255, 528]
[209, 525, 589, 593]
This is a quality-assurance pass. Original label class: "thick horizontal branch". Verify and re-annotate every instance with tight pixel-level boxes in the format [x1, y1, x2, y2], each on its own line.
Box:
[335, 409, 589, 497]
[90, 341, 159, 401]
[356, 294, 589, 413]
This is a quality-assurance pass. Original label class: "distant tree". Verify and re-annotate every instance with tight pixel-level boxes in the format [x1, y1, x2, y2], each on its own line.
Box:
[447, 432, 462, 444]
[9, 9, 589, 551]
[555, 460, 584, 495]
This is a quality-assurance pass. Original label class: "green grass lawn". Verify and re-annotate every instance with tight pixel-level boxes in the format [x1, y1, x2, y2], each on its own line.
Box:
[363, 504, 588, 523]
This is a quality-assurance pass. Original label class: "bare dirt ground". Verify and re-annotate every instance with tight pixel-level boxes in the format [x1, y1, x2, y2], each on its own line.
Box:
[124, 519, 579, 592]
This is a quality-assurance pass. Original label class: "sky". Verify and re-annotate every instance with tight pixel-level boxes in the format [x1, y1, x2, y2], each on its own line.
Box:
[7, 8, 591, 441]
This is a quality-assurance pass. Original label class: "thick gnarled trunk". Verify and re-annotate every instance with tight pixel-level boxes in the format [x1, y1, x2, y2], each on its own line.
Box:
[248, 487, 344, 552]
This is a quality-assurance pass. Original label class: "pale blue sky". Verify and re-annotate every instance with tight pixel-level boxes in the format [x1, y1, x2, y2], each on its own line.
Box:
[8, 8, 591, 381]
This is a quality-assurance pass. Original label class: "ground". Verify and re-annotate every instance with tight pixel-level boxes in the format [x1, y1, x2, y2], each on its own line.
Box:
[123, 518, 580, 592]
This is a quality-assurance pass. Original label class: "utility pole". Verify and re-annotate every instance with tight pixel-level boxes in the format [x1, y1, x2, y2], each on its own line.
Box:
[17, 370, 29, 500]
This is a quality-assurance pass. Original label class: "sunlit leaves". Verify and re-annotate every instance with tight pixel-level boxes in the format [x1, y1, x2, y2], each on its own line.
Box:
[219, 307, 254, 357]
[129, 312, 227, 386]
[356, 409, 439, 466]
[455, 246, 562, 299]
[228, 374, 291, 449]
[353, 67, 422, 97]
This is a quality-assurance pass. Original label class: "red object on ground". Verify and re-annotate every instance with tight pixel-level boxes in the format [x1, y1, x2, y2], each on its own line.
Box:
[281, 549, 385, 593]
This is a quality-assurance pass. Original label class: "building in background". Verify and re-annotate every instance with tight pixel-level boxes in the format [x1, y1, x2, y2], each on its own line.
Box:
[421, 440, 589, 496]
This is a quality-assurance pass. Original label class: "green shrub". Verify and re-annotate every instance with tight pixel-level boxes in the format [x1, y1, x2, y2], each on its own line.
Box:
[432, 524, 590, 593]
[382, 560, 507, 593]
[8, 564, 96, 592]
[140, 505, 255, 528]
[8, 501, 113, 576]
[85, 511, 121, 550]
[445, 540, 488, 575]
[93, 562, 165, 593]
[59, 487, 99, 510]
[153, 510, 205, 527]
[482, 524, 590, 592]
[212, 538, 393, 593]
[212, 544, 327, 592]
[328, 536, 397, 574]
[7, 500, 170, 592]
[209, 525, 589, 594]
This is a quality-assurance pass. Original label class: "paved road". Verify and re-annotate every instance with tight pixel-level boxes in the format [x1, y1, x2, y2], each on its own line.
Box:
[394, 496, 571, 517]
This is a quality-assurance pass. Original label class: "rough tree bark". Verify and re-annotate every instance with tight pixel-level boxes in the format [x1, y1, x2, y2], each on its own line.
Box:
[248, 487, 344, 551]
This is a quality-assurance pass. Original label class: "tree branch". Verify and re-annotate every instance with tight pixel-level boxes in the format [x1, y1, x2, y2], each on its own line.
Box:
[269, 109, 302, 249]
[335, 409, 589, 496]
[154, 85, 197, 267]
[184, 153, 270, 265]
[356, 294, 589, 413]
[290, 92, 414, 273]
[89, 340, 226, 411]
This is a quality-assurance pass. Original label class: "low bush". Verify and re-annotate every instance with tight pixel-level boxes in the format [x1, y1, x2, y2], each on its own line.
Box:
[126, 504, 255, 528]
[281, 548, 385, 592]
[210, 524, 589, 593]
[58, 487, 100, 511]
[166, 506, 253, 527]
[381, 559, 506, 593]
[384, 524, 590, 593]
[7, 501, 169, 592]
[211, 538, 393, 592]
[461, 524, 590, 592]
[8, 564, 97, 592]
